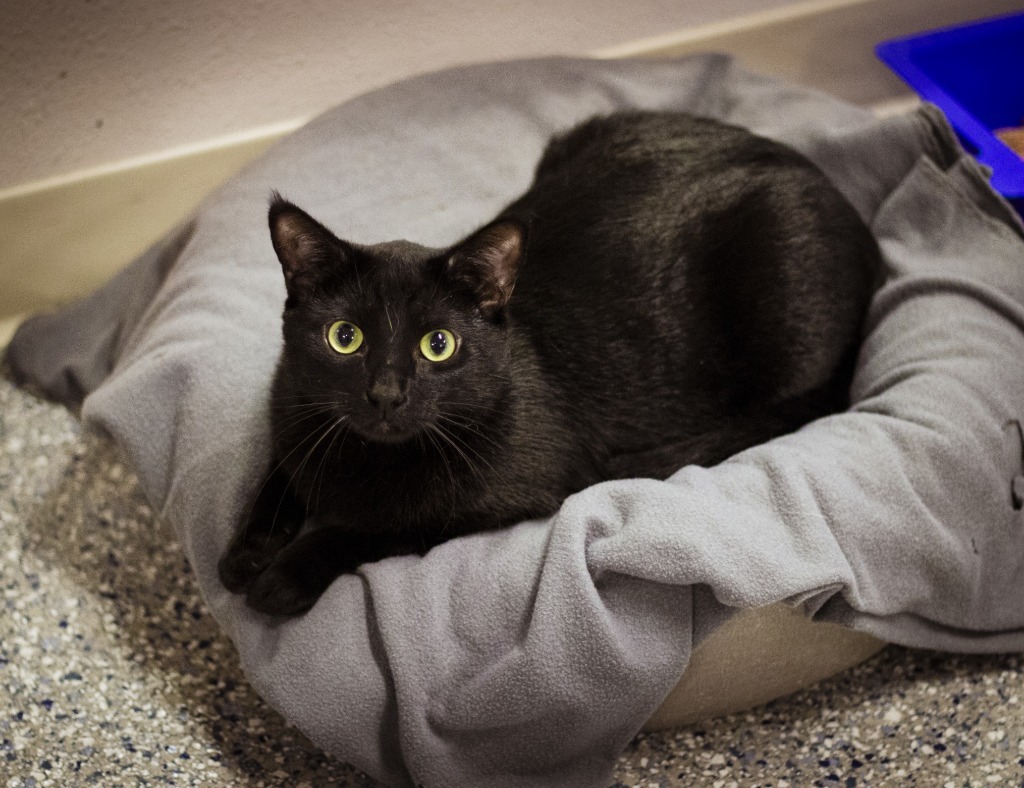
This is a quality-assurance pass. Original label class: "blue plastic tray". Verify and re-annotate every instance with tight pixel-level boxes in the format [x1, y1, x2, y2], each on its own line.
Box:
[876, 11, 1024, 213]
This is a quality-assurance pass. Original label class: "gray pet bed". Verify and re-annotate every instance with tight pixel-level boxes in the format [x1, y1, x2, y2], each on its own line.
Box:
[8, 55, 1024, 787]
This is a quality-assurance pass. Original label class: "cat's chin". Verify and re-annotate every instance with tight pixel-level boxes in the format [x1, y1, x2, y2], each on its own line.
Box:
[355, 419, 420, 445]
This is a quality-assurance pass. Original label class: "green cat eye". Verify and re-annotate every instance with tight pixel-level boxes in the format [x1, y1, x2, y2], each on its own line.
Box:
[420, 329, 456, 362]
[327, 320, 364, 354]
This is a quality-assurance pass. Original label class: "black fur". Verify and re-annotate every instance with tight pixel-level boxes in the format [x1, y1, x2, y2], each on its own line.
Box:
[219, 111, 880, 616]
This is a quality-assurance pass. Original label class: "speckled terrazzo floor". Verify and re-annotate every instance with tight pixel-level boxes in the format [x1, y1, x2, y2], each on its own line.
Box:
[2, 368, 1023, 788]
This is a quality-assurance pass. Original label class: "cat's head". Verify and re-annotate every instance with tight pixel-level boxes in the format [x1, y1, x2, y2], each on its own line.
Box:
[268, 194, 524, 445]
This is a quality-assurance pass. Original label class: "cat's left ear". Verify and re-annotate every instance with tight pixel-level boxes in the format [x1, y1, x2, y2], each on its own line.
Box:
[446, 221, 525, 318]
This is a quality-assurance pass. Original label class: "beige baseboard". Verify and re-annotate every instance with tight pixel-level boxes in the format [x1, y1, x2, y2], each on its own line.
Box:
[0, 315, 24, 349]
[0, 119, 304, 335]
[1, 0, 1018, 337]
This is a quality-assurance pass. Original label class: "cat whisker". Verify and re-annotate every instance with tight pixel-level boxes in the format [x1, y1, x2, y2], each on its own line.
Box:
[272, 400, 340, 415]
[436, 414, 503, 451]
[240, 410, 342, 546]
[422, 427, 453, 486]
[270, 405, 346, 426]
[447, 428, 498, 475]
[273, 391, 335, 399]
[422, 425, 461, 532]
[312, 416, 349, 513]
[291, 416, 348, 510]
[426, 422, 476, 484]
[272, 407, 338, 440]
[439, 400, 506, 416]
[272, 394, 348, 405]
[429, 420, 496, 484]
[272, 405, 343, 425]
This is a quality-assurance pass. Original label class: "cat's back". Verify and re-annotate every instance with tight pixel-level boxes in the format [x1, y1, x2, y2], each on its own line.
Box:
[500, 111, 878, 469]
[530, 111, 771, 177]
[504, 111, 865, 270]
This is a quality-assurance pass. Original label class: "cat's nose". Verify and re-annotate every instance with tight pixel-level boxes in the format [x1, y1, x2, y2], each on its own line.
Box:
[367, 378, 407, 418]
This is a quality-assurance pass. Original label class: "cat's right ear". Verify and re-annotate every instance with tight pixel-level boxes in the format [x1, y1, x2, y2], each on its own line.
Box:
[268, 193, 349, 297]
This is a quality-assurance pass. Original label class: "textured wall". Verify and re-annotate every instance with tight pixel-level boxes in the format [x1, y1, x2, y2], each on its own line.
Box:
[0, 0, 798, 190]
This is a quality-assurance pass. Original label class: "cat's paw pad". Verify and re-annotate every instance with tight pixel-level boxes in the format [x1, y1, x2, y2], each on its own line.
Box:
[244, 560, 327, 617]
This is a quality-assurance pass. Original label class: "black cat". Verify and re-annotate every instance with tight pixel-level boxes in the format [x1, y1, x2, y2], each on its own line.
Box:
[219, 111, 880, 616]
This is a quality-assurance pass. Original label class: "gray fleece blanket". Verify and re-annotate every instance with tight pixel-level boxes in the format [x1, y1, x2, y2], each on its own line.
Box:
[7, 55, 1024, 787]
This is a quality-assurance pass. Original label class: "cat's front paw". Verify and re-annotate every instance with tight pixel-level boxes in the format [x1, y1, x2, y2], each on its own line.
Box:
[244, 556, 331, 617]
[219, 516, 303, 594]
[218, 543, 275, 593]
